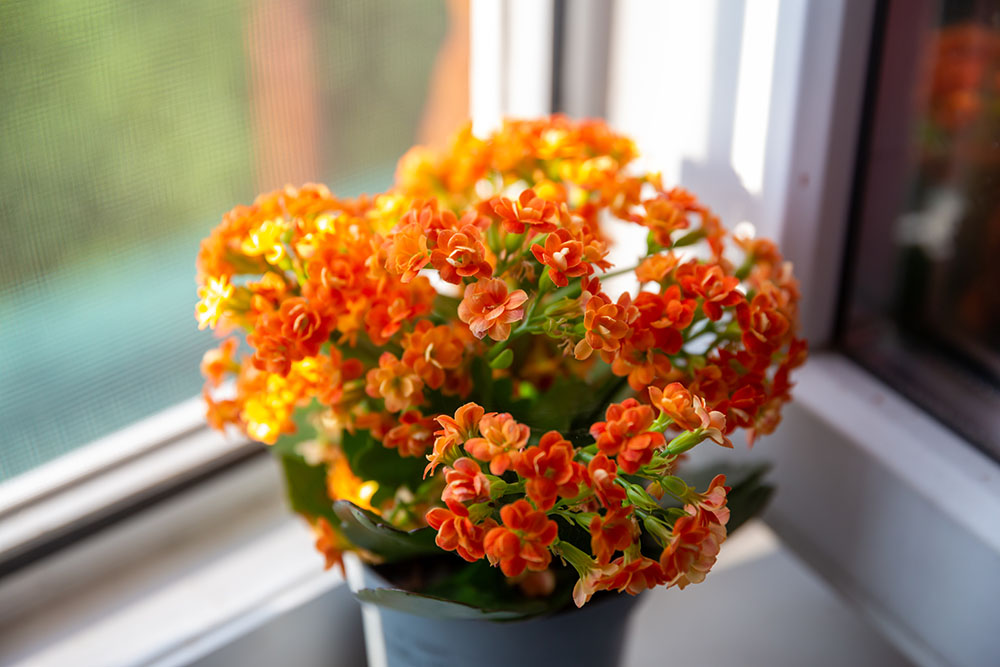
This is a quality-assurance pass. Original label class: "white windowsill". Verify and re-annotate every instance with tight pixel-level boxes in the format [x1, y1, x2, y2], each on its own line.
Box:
[0, 409, 912, 667]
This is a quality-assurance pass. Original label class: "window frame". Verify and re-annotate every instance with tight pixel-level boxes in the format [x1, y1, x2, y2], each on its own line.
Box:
[757, 1, 1000, 666]
[0, 2, 541, 663]
[6, 1, 1000, 665]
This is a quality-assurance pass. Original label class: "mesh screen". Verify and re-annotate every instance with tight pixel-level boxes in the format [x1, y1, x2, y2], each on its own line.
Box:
[0, 0, 458, 480]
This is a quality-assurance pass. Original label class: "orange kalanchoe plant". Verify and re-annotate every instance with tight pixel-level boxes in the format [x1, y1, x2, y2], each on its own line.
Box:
[196, 116, 805, 616]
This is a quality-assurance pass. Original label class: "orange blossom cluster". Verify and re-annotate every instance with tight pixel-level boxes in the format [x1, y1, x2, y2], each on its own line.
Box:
[196, 115, 806, 604]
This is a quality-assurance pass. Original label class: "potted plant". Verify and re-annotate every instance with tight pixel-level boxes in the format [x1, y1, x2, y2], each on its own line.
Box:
[196, 116, 806, 666]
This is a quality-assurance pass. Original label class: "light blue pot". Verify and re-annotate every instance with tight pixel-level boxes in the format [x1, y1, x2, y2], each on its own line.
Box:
[344, 554, 641, 667]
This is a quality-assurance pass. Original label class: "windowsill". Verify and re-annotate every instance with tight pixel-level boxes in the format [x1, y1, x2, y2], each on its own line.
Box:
[2, 506, 909, 667]
[0, 456, 345, 666]
[5, 353, 997, 666]
[762, 352, 1000, 667]
[2, 435, 909, 667]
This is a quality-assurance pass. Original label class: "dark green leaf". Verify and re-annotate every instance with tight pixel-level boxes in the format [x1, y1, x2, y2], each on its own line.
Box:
[279, 453, 335, 522]
[523, 374, 600, 432]
[347, 433, 427, 490]
[353, 587, 546, 621]
[431, 293, 462, 324]
[334, 500, 439, 561]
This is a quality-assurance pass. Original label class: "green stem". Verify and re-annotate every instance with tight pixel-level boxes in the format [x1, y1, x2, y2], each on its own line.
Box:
[596, 264, 641, 281]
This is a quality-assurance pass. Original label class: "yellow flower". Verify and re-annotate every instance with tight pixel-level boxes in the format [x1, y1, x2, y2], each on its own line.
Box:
[195, 276, 234, 330]
[327, 453, 379, 512]
[367, 193, 410, 235]
[242, 218, 289, 264]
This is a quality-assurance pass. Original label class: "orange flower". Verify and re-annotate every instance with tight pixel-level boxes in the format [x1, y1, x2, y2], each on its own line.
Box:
[401, 321, 466, 390]
[364, 279, 435, 346]
[601, 556, 666, 595]
[648, 383, 702, 431]
[457, 278, 529, 341]
[484, 499, 558, 577]
[676, 262, 744, 321]
[203, 387, 241, 432]
[687, 474, 730, 526]
[303, 249, 360, 309]
[441, 457, 492, 510]
[312, 517, 347, 575]
[530, 228, 591, 287]
[364, 352, 424, 413]
[590, 508, 637, 565]
[718, 384, 765, 430]
[572, 561, 618, 607]
[735, 292, 791, 356]
[425, 402, 485, 477]
[201, 338, 240, 388]
[610, 343, 674, 392]
[586, 452, 628, 509]
[353, 408, 397, 441]
[491, 188, 559, 235]
[326, 451, 379, 512]
[649, 383, 731, 447]
[659, 509, 726, 589]
[382, 220, 430, 282]
[383, 410, 436, 457]
[248, 297, 332, 376]
[688, 365, 731, 407]
[694, 398, 732, 448]
[314, 349, 364, 407]
[648, 286, 697, 353]
[641, 192, 693, 247]
[464, 412, 530, 475]
[635, 253, 679, 284]
[513, 431, 584, 510]
[574, 292, 637, 360]
[430, 223, 493, 284]
[247, 271, 289, 323]
[590, 398, 666, 474]
[735, 236, 782, 266]
[426, 504, 496, 562]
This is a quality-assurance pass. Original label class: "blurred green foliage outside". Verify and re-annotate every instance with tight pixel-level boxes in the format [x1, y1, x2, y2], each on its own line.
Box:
[0, 0, 446, 480]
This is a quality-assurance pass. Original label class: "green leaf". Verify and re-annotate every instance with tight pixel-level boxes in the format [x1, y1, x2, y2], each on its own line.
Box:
[489, 348, 514, 369]
[270, 401, 320, 457]
[359, 557, 570, 619]
[279, 453, 335, 522]
[333, 500, 439, 562]
[345, 431, 427, 491]
[523, 374, 600, 432]
[353, 587, 547, 621]
[431, 293, 462, 324]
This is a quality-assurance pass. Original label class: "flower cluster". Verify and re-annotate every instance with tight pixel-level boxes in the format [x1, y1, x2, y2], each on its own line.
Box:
[196, 115, 805, 607]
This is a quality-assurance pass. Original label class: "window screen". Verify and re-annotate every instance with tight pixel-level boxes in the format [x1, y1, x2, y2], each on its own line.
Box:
[841, 0, 1000, 461]
[0, 0, 466, 480]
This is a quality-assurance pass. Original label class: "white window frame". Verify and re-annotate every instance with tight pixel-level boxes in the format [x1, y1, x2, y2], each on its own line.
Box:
[5, 2, 1000, 666]
[762, 3, 1000, 666]
[606, 2, 1000, 666]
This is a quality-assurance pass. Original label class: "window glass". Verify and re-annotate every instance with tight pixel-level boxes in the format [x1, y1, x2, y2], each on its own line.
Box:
[842, 0, 1000, 460]
[0, 0, 467, 481]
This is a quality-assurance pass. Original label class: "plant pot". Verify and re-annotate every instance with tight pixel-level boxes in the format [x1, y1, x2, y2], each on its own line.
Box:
[344, 554, 641, 667]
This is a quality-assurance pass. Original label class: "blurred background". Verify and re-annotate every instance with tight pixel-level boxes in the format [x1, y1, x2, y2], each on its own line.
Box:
[1, 1, 999, 665]
[0, 0, 468, 480]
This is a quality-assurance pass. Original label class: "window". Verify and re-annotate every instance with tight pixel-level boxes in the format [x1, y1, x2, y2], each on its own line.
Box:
[4, 3, 998, 666]
[0, 0, 467, 481]
[840, 0, 1000, 461]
